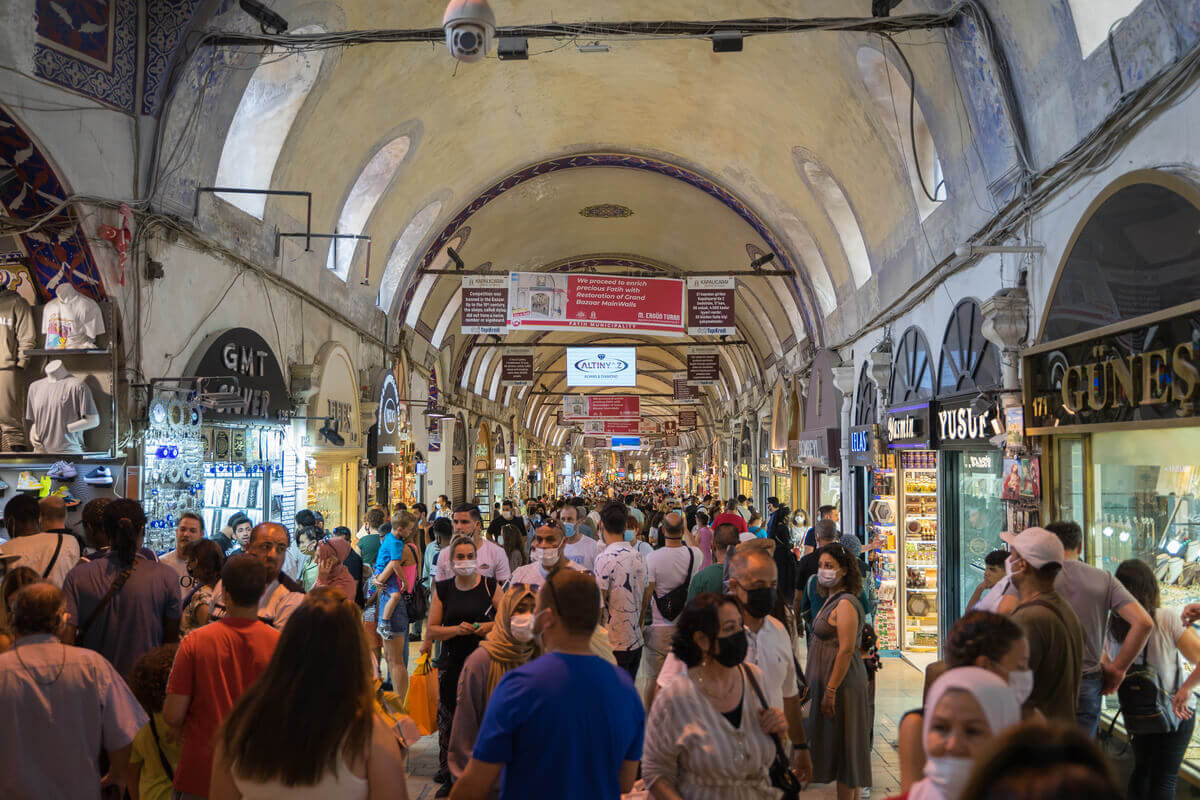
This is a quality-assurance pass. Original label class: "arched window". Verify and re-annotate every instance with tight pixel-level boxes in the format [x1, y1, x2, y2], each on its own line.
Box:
[856, 46, 947, 219]
[794, 152, 873, 289]
[1066, 0, 1141, 56]
[889, 327, 935, 405]
[327, 136, 412, 280]
[854, 363, 877, 426]
[377, 201, 443, 310]
[936, 299, 1001, 397]
[404, 229, 468, 328]
[214, 26, 326, 218]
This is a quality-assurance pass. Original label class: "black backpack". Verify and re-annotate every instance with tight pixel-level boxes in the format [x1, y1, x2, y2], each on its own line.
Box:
[653, 547, 695, 622]
[1116, 646, 1178, 735]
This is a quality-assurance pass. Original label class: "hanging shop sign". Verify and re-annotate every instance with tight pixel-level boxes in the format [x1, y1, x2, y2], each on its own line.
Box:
[1022, 303, 1200, 434]
[562, 394, 641, 421]
[792, 429, 840, 468]
[673, 373, 699, 404]
[566, 346, 637, 387]
[848, 424, 879, 468]
[935, 397, 999, 446]
[186, 327, 290, 422]
[679, 409, 698, 429]
[582, 420, 641, 435]
[886, 402, 934, 449]
[306, 342, 362, 450]
[687, 346, 721, 387]
[460, 275, 508, 335]
[686, 276, 736, 335]
[506, 271, 684, 335]
[369, 371, 404, 465]
[500, 348, 535, 387]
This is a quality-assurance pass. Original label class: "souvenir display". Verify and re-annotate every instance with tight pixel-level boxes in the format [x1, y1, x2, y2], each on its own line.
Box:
[900, 450, 939, 653]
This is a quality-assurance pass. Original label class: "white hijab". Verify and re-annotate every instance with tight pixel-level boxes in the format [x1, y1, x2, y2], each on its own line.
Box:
[909, 667, 1022, 800]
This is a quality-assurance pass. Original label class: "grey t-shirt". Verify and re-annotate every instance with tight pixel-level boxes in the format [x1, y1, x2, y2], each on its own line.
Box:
[1056, 559, 1136, 674]
[25, 375, 98, 453]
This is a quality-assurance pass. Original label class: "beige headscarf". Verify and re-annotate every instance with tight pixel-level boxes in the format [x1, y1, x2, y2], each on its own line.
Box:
[480, 585, 539, 704]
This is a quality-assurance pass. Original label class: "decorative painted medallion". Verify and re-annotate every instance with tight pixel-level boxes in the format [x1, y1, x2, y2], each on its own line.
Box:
[579, 204, 634, 219]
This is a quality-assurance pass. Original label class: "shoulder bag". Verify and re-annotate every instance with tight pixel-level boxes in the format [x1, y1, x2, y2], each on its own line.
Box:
[401, 542, 429, 620]
[148, 714, 175, 781]
[1116, 644, 1178, 735]
[77, 561, 136, 641]
[743, 664, 803, 800]
[41, 533, 64, 579]
[653, 547, 695, 622]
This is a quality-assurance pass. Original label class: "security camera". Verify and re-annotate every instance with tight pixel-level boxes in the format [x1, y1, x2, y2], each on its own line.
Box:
[443, 0, 496, 63]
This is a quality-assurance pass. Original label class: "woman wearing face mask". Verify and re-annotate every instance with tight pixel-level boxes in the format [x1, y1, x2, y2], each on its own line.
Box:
[897, 611, 1038, 792]
[420, 534, 501, 792]
[887, 667, 1022, 800]
[806, 543, 871, 800]
[295, 526, 321, 591]
[643, 593, 789, 800]
[448, 584, 539, 797]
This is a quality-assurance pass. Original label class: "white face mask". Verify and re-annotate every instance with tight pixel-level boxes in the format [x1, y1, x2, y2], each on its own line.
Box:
[502, 511, 513, 520]
[1008, 669, 1034, 704]
[453, 559, 477, 577]
[509, 612, 536, 642]
[536, 547, 560, 567]
[817, 568, 839, 587]
[923, 755, 975, 800]
[1006, 554, 1024, 581]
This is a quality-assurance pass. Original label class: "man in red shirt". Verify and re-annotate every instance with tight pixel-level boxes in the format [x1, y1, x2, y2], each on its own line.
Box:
[163, 555, 280, 798]
[712, 498, 749, 535]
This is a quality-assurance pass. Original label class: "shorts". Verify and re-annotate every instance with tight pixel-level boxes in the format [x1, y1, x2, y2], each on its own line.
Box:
[377, 590, 409, 641]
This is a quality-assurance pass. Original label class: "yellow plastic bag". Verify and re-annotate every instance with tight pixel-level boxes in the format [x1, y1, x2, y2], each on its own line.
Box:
[404, 653, 439, 736]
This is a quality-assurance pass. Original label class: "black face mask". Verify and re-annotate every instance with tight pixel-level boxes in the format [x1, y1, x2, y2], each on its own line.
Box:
[740, 586, 777, 619]
[714, 630, 749, 668]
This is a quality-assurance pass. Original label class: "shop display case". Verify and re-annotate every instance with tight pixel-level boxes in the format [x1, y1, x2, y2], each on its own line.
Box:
[900, 451, 939, 652]
[870, 459, 900, 651]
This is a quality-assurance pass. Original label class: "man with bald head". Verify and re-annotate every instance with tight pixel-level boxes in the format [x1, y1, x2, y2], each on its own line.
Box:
[209, 522, 303, 629]
[0, 583, 146, 798]
[642, 511, 703, 701]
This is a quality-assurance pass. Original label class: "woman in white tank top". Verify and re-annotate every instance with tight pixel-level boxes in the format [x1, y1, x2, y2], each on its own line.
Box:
[209, 587, 410, 799]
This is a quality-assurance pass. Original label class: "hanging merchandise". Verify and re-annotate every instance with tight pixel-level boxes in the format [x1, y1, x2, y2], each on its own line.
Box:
[26, 361, 99, 453]
[143, 392, 205, 551]
[42, 282, 105, 350]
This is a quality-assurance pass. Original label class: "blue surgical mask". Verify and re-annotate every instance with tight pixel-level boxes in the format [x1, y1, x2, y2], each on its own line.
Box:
[562, 522, 575, 537]
[623, 529, 636, 542]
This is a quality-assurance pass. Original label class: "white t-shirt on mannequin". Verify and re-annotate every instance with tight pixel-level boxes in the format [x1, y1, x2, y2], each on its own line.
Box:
[42, 284, 105, 349]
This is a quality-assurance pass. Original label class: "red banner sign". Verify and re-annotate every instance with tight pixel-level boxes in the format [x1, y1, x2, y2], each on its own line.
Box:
[686, 276, 736, 335]
[562, 395, 641, 421]
[507, 272, 684, 334]
[583, 420, 641, 435]
[461, 276, 508, 335]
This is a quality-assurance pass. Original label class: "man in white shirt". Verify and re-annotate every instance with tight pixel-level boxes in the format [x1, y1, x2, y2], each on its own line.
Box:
[0, 494, 79, 586]
[209, 522, 303, 629]
[643, 512, 703, 704]
[594, 501, 651, 681]
[507, 522, 586, 591]
[436, 504, 511, 582]
[159, 512, 205, 592]
[560, 503, 598, 571]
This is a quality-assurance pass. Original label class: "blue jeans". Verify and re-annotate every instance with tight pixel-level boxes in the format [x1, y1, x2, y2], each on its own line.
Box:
[1129, 714, 1195, 800]
[378, 590, 410, 668]
[1076, 672, 1103, 737]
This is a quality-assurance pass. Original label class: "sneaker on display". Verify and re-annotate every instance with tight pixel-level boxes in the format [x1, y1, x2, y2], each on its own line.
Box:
[16, 472, 41, 492]
[49, 486, 81, 508]
[84, 466, 114, 486]
[47, 461, 77, 480]
[38, 476, 52, 498]
[0, 476, 8, 491]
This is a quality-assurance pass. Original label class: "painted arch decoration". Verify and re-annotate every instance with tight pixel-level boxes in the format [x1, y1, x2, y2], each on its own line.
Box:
[889, 327, 936, 406]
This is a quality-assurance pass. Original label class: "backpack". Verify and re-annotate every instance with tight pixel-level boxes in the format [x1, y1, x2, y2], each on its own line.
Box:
[1116, 646, 1178, 735]
[653, 547, 695, 622]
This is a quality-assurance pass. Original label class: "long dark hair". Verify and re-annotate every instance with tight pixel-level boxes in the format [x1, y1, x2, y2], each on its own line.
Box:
[1110, 559, 1159, 643]
[103, 499, 146, 567]
[819, 542, 862, 598]
[219, 589, 374, 786]
[500, 523, 523, 558]
[188, 539, 224, 587]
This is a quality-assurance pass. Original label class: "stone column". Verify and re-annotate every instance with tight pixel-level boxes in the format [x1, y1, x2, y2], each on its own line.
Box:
[868, 348, 892, 426]
[832, 362, 858, 541]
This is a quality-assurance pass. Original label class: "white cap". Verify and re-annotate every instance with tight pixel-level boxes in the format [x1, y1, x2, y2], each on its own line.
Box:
[1001, 527, 1064, 569]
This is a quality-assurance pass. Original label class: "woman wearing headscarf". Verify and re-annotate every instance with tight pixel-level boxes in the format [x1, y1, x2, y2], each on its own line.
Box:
[887, 667, 1022, 800]
[447, 584, 539, 797]
[315, 535, 357, 602]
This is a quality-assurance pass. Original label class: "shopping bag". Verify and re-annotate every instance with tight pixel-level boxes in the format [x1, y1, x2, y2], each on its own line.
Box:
[404, 653, 439, 736]
[374, 679, 421, 749]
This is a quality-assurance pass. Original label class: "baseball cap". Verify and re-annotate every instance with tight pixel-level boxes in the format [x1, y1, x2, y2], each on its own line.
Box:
[1000, 527, 1064, 569]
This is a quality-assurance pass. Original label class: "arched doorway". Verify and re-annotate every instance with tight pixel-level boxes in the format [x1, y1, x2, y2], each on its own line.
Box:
[492, 426, 507, 509]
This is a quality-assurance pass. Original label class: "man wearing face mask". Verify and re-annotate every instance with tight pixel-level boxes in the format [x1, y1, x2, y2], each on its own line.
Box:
[594, 501, 651, 681]
[487, 499, 527, 544]
[560, 503, 598, 572]
[1003, 527, 1084, 723]
[436, 504, 511, 583]
[506, 522, 586, 591]
[451, 569, 644, 800]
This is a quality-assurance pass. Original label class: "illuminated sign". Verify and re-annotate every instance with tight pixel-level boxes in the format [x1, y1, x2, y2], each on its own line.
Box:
[567, 347, 637, 387]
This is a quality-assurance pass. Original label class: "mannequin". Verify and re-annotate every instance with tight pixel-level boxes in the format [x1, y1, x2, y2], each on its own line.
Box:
[26, 360, 99, 453]
[0, 275, 35, 450]
[43, 281, 105, 349]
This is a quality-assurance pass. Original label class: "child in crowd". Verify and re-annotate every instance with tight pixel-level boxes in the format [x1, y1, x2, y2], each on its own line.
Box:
[373, 513, 419, 633]
[127, 644, 182, 800]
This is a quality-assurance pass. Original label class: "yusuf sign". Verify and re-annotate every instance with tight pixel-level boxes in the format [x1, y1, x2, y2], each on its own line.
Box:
[936, 398, 998, 445]
[507, 272, 685, 335]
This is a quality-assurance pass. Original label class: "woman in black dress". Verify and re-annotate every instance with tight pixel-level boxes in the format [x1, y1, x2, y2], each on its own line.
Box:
[420, 534, 501, 792]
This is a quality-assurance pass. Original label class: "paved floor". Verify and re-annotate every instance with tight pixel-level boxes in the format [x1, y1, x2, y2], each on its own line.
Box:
[400, 652, 927, 799]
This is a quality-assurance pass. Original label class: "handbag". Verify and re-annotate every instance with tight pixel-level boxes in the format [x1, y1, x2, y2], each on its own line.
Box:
[652, 547, 695, 622]
[403, 583, 429, 621]
[403, 653, 439, 736]
[743, 665, 803, 800]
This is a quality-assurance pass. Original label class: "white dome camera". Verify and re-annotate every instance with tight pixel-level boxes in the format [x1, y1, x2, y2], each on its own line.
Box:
[443, 0, 496, 63]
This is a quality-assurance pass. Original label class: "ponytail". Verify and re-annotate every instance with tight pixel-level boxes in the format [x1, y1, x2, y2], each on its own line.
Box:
[103, 499, 147, 566]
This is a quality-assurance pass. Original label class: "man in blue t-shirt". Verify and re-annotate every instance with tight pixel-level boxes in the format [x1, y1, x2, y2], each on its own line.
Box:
[451, 569, 644, 800]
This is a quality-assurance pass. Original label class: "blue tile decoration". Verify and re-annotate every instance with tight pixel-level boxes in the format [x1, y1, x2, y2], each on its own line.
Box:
[143, 0, 207, 116]
[0, 106, 106, 300]
[34, 0, 137, 112]
[406, 153, 822, 346]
